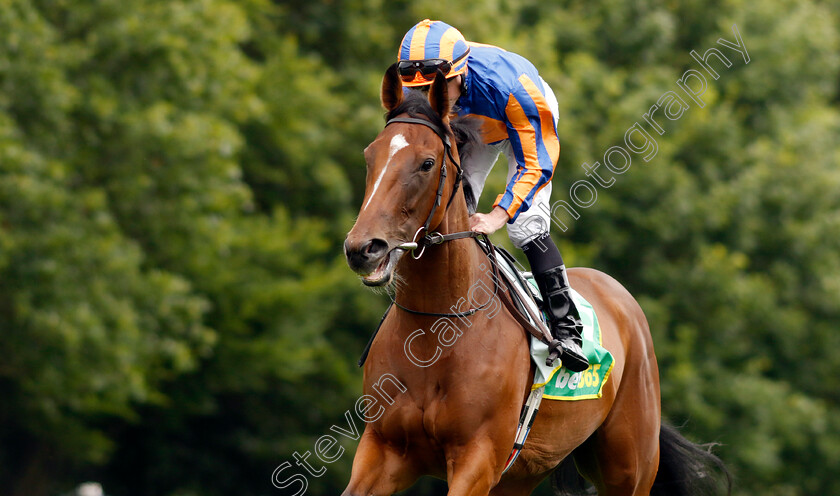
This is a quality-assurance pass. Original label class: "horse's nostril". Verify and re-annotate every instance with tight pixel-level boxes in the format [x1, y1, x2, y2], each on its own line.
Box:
[363, 239, 389, 259]
[345, 237, 390, 273]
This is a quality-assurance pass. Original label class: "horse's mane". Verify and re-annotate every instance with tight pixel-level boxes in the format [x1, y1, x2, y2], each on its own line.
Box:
[385, 90, 483, 213]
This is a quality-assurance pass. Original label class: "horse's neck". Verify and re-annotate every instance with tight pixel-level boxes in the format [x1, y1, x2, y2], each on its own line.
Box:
[396, 204, 481, 305]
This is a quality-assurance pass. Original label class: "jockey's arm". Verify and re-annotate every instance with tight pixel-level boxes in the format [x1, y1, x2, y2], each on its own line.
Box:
[493, 75, 559, 223]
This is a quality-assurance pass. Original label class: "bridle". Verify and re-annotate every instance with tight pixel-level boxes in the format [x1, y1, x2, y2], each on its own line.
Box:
[357, 114, 553, 366]
[384, 116, 480, 259]
[380, 115, 494, 318]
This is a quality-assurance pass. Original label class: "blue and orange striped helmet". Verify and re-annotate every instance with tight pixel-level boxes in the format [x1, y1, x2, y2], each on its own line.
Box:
[398, 19, 470, 87]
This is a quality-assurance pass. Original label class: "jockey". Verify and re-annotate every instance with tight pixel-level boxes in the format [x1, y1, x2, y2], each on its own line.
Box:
[397, 19, 589, 372]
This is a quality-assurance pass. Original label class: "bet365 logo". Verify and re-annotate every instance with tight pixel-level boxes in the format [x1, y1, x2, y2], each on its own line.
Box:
[553, 363, 603, 391]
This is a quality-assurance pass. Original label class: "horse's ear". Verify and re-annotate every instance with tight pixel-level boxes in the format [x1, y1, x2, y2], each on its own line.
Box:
[381, 63, 404, 112]
[428, 70, 451, 119]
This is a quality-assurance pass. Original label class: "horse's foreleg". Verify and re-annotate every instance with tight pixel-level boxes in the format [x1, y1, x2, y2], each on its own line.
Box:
[488, 474, 548, 496]
[444, 438, 505, 496]
[342, 432, 417, 496]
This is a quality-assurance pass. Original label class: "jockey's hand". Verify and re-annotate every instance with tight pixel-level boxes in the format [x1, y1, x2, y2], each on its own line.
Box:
[469, 206, 510, 235]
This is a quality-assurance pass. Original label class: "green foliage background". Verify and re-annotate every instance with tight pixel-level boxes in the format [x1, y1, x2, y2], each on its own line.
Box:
[0, 0, 838, 495]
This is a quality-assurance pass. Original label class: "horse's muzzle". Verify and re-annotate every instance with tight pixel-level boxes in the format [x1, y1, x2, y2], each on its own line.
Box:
[344, 237, 404, 286]
[345, 237, 388, 270]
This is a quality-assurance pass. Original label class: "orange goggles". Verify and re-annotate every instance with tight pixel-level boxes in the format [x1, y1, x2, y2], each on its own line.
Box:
[398, 48, 469, 84]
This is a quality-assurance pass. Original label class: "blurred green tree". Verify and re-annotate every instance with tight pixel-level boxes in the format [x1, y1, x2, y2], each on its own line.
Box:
[0, 0, 838, 495]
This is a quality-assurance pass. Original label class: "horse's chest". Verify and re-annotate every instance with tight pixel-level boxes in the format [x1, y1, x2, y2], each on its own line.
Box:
[380, 381, 481, 448]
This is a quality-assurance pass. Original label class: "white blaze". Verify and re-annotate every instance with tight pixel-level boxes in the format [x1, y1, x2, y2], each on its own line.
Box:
[363, 134, 409, 210]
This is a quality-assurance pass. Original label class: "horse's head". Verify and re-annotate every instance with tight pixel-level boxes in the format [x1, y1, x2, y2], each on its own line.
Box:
[345, 65, 459, 286]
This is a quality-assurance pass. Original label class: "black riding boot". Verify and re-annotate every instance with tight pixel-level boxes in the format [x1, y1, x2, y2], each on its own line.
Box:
[534, 265, 589, 372]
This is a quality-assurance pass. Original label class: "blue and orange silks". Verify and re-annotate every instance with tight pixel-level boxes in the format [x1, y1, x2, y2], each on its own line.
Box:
[399, 20, 560, 223]
[457, 43, 560, 222]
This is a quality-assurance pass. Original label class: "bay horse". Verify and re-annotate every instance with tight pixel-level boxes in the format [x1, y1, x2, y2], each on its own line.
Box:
[343, 66, 730, 496]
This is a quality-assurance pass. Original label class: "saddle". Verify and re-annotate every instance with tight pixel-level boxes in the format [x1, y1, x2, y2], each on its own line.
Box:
[484, 243, 552, 339]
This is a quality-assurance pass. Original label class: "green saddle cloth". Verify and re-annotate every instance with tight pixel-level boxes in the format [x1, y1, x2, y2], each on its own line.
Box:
[526, 280, 615, 401]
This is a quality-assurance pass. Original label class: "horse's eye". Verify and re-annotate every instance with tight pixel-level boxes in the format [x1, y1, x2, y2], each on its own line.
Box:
[420, 159, 435, 172]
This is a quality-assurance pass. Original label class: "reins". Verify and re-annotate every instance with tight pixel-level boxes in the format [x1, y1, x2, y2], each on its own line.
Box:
[388, 233, 499, 318]
[358, 233, 555, 367]
[359, 235, 504, 367]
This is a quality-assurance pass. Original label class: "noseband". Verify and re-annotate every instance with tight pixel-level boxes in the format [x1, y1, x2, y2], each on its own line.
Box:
[384, 116, 478, 258]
